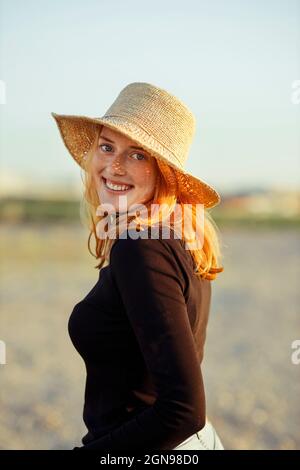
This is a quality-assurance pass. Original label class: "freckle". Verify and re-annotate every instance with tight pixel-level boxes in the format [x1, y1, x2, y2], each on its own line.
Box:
[113, 162, 122, 170]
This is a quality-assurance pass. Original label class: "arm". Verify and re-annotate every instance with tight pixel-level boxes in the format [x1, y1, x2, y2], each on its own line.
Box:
[78, 233, 206, 451]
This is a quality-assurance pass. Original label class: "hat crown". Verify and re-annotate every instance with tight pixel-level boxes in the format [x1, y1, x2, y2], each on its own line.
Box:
[100, 82, 196, 167]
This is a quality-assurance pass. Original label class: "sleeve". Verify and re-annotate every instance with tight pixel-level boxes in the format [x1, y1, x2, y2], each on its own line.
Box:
[78, 232, 206, 451]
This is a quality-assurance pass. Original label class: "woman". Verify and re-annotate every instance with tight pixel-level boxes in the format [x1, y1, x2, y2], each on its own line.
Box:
[52, 82, 225, 451]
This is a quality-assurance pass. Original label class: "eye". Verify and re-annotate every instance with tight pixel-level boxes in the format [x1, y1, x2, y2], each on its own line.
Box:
[99, 144, 112, 152]
[131, 152, 146, 161]
[98, 143, 147, 161]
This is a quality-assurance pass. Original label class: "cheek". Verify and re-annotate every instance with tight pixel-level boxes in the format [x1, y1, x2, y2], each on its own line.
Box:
[133, 165, 157, 188]
[91, 153, 104, 172]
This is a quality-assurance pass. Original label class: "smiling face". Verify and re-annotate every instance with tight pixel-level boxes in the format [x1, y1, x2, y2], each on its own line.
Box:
[91, 126, 158, 213]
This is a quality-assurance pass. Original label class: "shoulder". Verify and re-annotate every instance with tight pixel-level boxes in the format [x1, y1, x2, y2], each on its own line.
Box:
[110, 226, 186, 262]
[109, 226, 173, 263]
[109, 226, 193, 291]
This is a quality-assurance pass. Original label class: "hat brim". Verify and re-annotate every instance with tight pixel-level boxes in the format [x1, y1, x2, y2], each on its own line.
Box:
[51, 112, 221, 209]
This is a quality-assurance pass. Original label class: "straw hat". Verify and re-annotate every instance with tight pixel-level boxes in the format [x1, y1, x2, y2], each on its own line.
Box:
[51, 82, 220, 208]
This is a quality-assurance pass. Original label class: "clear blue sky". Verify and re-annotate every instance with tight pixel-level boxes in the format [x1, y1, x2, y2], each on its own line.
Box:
[0, 0, 299, 194]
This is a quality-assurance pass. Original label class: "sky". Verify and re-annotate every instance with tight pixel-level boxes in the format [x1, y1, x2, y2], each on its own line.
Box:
[0, 0, 299, 196]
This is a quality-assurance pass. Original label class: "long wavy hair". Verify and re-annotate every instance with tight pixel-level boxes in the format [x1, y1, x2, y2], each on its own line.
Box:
[79, 125, 224, 281]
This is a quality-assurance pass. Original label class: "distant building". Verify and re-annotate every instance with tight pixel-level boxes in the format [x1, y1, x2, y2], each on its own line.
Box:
[218, 189, 300, 217]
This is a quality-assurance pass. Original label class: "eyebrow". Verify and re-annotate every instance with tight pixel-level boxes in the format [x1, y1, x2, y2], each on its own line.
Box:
[99, 135, 145, 152]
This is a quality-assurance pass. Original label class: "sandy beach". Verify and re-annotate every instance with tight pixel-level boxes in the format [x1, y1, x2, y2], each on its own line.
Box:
[0, 223, 299, 449]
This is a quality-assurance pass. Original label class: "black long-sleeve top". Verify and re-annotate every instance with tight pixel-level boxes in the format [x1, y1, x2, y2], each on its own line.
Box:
[68, 226, 212, 451]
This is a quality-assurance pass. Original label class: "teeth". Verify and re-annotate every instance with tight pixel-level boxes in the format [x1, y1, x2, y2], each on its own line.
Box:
[105, 179, 131, 191]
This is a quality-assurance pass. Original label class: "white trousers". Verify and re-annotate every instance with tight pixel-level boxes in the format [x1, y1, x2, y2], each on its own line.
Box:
[172, 420, 224, 450]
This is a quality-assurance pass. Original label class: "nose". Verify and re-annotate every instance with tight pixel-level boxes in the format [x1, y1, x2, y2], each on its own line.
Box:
[107, 154, 126, 176]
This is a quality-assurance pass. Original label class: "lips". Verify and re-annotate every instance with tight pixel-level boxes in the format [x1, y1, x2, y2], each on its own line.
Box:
[102, 176, 133, 193]
[102, 177, 134, 188]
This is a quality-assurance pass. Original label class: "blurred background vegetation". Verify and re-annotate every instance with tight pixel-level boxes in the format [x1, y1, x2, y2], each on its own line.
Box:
[0, 187, 299, 227]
